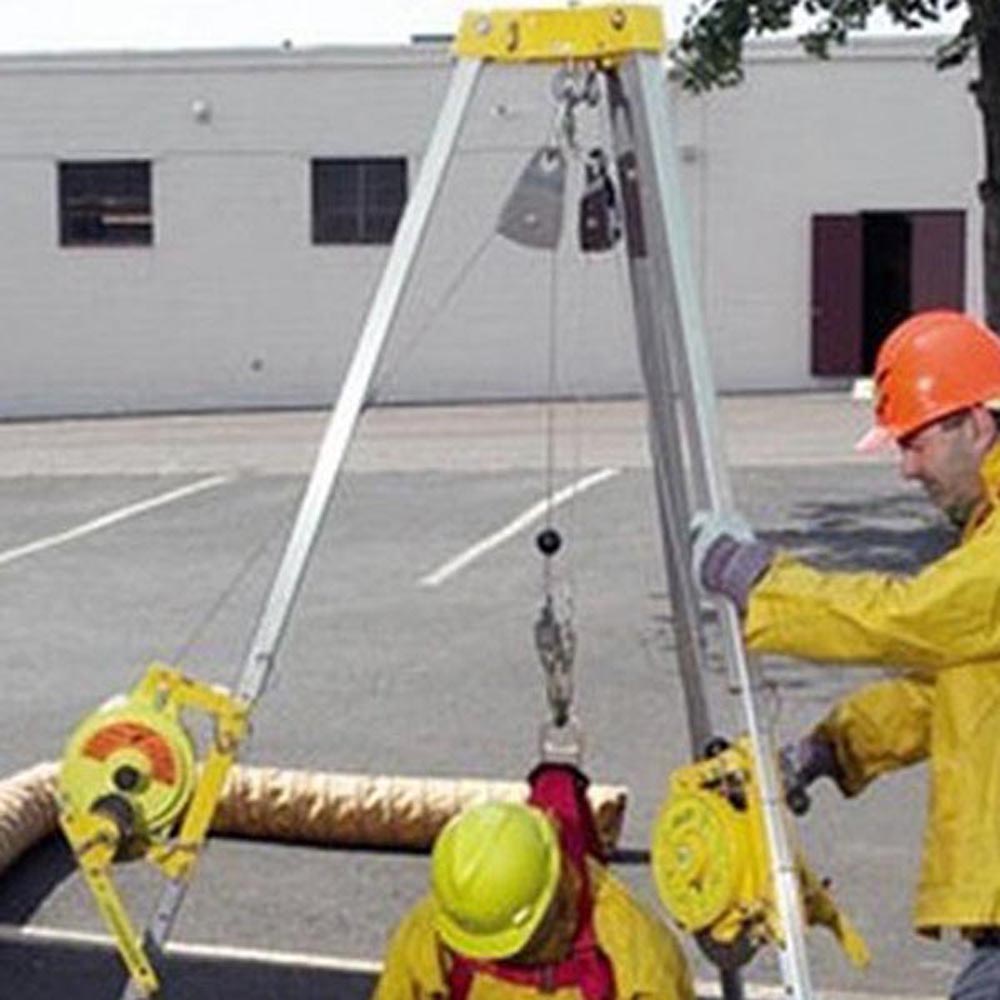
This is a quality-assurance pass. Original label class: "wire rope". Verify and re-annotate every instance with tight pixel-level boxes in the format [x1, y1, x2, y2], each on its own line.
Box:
[171, 505, 294, 668]
[370, 227, 498, 402]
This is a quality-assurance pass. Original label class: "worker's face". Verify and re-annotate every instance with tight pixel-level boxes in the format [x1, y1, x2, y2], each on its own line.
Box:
[898, 407, 996, 526]
[510, 861, 579, 965]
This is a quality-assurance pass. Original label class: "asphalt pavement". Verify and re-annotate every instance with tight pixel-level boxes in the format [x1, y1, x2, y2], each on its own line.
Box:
[0, 395, 969, 999]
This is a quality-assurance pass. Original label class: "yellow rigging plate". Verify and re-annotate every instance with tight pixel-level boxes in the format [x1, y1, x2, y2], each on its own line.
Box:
[454, 5, 665, 63]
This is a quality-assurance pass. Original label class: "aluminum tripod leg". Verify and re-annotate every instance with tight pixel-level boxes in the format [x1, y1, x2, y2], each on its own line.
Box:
[611, 54, 815, 1000]
[605, 65, 740, 1000]
[235, 56, 482, 705]
[118, 57, 482, 1000]
[605, 73, 712, 760]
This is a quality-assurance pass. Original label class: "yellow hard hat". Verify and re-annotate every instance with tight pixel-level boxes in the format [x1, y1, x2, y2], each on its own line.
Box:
[430, 801, 561, 960]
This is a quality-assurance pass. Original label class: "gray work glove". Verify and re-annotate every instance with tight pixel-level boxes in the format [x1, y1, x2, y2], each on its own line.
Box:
[779, 733, 841, 815]
[689, 510, 774, 614]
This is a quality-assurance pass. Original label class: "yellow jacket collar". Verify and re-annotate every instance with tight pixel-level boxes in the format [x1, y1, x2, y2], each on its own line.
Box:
[979, 442, 1000, 499]
[965, 442, 1000, 539]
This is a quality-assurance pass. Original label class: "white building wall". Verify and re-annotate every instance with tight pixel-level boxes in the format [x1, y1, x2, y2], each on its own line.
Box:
[0, 39, 983, 416]
[687, 39, 980, 389]
[0, 49, 454, 416]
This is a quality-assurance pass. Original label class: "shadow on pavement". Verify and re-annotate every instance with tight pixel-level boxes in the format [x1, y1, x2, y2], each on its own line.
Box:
[0, 934, 376, 1000]
[0, 836, 77, 924]
[0, 838, 378, 998]
[767, 492, 954, 573]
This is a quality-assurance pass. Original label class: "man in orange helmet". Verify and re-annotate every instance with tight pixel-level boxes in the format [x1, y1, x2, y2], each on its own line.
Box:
[691, 309, 1000, 1000]
[373, 799, 694, 1000]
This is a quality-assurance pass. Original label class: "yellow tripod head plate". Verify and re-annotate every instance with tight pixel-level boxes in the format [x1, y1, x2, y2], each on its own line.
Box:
[454, 5, 665, 63]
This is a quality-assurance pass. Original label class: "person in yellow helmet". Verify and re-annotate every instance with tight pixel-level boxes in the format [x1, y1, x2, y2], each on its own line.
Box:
[690, 310, 1000, 1000]
[373, 796, 693, 1000]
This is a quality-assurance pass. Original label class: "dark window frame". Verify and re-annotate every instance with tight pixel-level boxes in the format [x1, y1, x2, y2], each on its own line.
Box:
[58, 160, 153, 248]
[311, 157, 407, 246]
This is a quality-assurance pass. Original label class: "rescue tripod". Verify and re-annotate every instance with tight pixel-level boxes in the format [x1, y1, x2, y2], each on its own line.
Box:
[53, 7, 869, 999]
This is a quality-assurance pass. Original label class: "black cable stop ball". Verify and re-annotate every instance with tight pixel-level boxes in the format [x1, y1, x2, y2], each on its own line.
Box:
[536, 527, 562, 556]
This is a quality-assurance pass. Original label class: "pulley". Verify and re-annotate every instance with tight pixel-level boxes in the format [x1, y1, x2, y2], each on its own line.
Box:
[497, 63, 604, 252]
[497, 145, 567, 250]
[57, 662, 248, 996]
[578, 147, 622, 253]
[60, 698, 197, 859]
[651, 737, 871, 970]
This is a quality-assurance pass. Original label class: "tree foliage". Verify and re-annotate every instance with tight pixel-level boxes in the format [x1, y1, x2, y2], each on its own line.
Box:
[673, 0, 972, 92]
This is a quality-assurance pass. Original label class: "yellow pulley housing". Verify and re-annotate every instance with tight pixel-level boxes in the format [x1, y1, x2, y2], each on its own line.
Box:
[652, 738, 772, 951]
[653, 786, 753, 933]
[651, 736, 871, 969]
[60, 694, 197, 849]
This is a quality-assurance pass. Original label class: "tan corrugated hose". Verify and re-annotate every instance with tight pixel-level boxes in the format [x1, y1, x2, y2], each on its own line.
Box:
[0, 762, 59, 878]
[0, 762, 627, 876]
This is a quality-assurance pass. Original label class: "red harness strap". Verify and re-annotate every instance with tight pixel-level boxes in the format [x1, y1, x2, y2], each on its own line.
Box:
[446, 764, 616, 1000]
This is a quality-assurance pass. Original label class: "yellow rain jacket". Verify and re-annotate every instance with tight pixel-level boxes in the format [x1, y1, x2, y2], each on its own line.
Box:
[745, 444, 1000, 934]
[372, 862, 694, 1000]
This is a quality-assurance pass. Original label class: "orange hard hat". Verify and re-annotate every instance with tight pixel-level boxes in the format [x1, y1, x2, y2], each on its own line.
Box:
[856, 310, 1000, 452]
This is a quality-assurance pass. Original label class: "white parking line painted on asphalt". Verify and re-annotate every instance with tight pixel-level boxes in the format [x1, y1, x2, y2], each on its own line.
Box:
[418, 467, 621, 588]
[0, 474, 228, 568]
[10, 924, 379, 972]
[5, 925, 938, 1000]
[691, 983, 927, 1000]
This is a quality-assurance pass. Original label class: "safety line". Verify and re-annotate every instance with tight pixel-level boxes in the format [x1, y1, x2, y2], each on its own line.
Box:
[419, 467, 620, 587]
[1, 924, 940, 1000]
[0, 474, 228, 568]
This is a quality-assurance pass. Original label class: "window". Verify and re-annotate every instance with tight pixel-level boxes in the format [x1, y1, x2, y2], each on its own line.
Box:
[311, 157, 407, 245]
[59, 161, 153, 247]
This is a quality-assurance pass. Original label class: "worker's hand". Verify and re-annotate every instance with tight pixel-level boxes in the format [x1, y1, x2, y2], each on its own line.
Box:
[689, 510, 773, 613]
[779, 734, 840, 815]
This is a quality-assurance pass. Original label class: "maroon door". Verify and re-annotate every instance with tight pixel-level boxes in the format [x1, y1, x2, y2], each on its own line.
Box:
[811, 214, 864, 375]
[910, 210, 966, 312]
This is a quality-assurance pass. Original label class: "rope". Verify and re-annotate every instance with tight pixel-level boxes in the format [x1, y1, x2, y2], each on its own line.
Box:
[171, 509, 292, 668]
[542, 245, 561, 602]
[371, 227, 497, 402]
[534, 73, 593, 760]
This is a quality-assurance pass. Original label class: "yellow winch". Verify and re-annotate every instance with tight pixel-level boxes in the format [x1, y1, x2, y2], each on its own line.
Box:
[57, 662, 248, 996]
[651, 737, 870, 969]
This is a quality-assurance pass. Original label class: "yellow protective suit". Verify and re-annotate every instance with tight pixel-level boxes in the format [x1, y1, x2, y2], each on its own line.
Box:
[745, 444, 1000, 934]
[373, 862, 694, 1000]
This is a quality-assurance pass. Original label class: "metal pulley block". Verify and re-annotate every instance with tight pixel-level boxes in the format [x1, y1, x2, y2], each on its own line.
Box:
[57, 662, 249, 996]
[497, 63, 603, 252]
[578, 147, 622, 253]
[651, 737, 870, 971]
[497, 145, 567, 250]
